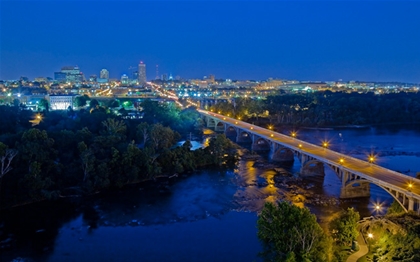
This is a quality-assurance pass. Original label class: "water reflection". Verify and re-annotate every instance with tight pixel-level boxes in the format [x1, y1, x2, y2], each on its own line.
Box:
[1, 126, 419, 261]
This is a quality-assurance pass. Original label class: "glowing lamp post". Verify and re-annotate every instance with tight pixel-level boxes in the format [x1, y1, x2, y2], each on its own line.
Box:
[367, 233, 374, 250]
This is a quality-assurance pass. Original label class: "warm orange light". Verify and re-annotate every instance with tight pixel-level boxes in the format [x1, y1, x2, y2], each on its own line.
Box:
[322, 142, 328, 148]
[368, 233, 373, 239]
[339, 158, 344, 164]
[270, 134, 274, 137]
[235, 121, 238, 124]
[291, 132, 296, 137]
[250, 127, 253, 129]
[298, 144, 302, 148]
[223, 117, 226, 120]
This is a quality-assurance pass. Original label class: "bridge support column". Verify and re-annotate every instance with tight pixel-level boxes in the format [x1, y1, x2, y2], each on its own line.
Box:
[269, 143, 277, 160]
[408, 197, 414, 211]
[341, 171, 349, 188]
[340, 181, 370, 199]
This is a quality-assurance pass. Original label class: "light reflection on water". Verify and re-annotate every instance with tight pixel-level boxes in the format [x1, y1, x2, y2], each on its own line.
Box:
[1, 126, 419, 261]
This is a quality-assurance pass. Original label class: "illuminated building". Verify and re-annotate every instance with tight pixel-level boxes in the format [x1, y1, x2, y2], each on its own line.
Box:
[60, 66, 84, 82]
[54, 72, 67, 82]
[138, 61, 146, 84]
[49, 95, 76, 110]
[100, 69, 109, 80]
[121, 74, 129, 85]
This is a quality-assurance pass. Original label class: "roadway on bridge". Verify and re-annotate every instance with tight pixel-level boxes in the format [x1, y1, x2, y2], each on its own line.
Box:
[199, 109, 420, 200]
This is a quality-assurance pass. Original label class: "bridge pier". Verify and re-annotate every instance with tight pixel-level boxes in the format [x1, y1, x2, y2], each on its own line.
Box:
[340, 182, 370, 199]
[408, 197, 414, 211]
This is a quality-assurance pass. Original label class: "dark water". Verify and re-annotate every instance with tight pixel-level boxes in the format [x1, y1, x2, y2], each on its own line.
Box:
[1, 126, 419, 262]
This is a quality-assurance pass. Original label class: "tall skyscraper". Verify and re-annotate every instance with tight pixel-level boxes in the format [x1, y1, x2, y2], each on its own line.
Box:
[100, 69, 109, 80]
[138, 61, 146, 84]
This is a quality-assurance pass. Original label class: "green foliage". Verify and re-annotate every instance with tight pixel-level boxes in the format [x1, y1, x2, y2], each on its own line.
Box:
[375, 230, 420, 261]
[74, 94, 90, 108]
[329, 208, 360, 246]
[205, 134, 237, 166]
[38, 98, 49, 111]
[210, 92, 420, 127]
[387, 200, 405, 215]
[257, 201, 332, 261]
[0, 100, 224, 207]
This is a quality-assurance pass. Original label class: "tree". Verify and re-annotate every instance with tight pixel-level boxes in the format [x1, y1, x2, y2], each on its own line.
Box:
[0, 142, 18, 197]
[150, 123, 179, 151]
[38, 98, 49, 111]
[74, 94, 90, 108]
[89, 99, 99, 109]
[257, 201, 331, 261]
[329, 208, 360, 246]
[136, 122, 150, 147]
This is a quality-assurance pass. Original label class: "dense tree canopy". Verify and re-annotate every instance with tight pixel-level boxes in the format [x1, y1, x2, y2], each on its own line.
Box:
[257, 201, 332, 261]
[329, 207, 360, 246]
[0, 100, 233, 208]
[210, 91, 420, 127]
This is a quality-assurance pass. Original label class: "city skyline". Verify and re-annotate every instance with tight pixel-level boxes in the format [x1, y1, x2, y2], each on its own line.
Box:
[1, 1, 420, 82]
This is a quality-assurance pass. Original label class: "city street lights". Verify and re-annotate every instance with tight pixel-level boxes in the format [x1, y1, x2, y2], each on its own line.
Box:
[339, 158, 345, 165]
[322, 141, 329, 149]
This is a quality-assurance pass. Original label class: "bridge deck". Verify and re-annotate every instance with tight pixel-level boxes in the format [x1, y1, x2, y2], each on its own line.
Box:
[199, 109, 420, 200]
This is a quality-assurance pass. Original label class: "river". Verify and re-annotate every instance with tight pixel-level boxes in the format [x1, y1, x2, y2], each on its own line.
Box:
[1, 125, 419, 262]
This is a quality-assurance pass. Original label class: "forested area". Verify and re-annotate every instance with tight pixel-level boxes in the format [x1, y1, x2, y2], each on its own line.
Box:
[209, 91, 420, 127]
[0, 100, 236, 209]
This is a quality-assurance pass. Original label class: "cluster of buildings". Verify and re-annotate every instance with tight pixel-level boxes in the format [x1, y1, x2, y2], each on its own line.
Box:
[52, 61, 147, 86]
[0, 61, 419, 111]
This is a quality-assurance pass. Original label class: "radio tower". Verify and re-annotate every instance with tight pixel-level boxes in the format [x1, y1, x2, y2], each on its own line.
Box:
[155, 65, 159, 80]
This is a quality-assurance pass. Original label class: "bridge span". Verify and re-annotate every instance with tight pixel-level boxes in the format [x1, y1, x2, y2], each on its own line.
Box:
[198, 109, 420, 213]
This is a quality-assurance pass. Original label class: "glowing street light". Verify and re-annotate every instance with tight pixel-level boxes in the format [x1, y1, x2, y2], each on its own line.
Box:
[291, 132, 296, 138]
[368, 155, 375, 164]
[268, 125, 273, 130]
[322, 141, 329, 148]
[339, 158, 345, 164]
[408, 182, 414, 191]
[298, 144, 303, 149]
[368, 233, 373, 239]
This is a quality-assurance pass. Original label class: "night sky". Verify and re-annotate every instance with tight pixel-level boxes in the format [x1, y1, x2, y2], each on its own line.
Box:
[1, 1, 420, 82]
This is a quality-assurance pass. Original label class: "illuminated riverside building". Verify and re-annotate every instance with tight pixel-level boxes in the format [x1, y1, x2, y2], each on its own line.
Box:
[138, 61, 146, 84]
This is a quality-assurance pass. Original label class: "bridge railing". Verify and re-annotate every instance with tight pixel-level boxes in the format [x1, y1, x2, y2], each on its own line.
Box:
[200, 109, 420, 197]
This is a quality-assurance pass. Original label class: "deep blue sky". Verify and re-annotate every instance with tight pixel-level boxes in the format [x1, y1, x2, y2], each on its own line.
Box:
[1, 1, 420, 82]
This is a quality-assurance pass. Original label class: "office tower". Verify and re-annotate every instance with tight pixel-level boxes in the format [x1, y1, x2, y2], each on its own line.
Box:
[121, 74, 129, 85]
[138, 61, 147, 84]
[100, 69, 109, 80]
[155, 65, 159, 80]
[62, 66, 83, 82]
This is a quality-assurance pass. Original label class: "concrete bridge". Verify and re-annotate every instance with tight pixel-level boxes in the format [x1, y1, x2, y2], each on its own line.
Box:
[199, 109, 420, 214]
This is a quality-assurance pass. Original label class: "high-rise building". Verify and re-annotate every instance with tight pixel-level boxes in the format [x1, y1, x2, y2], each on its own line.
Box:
[121, 74, 129, 85]
[100, 69, 109, 80]
[60, 66, 84, 82]
[138, 61, 146, 84]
